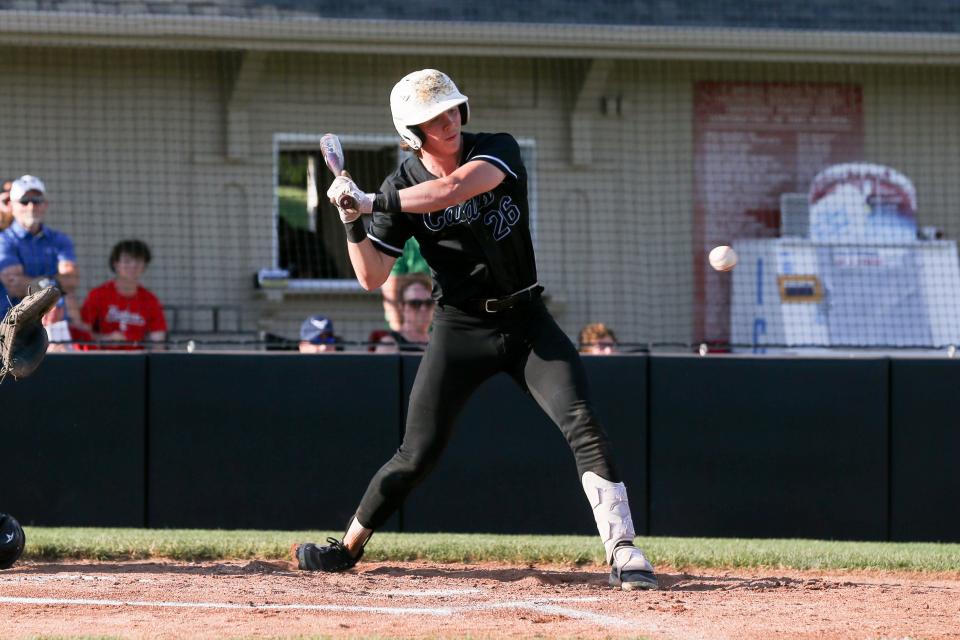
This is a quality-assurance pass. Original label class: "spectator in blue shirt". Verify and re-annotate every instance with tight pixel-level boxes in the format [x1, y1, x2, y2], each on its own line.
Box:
[0, 175, 80, 320]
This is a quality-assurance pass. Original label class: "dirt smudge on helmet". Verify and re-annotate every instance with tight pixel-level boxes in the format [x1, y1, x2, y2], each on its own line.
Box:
[415, 70, 454, 104]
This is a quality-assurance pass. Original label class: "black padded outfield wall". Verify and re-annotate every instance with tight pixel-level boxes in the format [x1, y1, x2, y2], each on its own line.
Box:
[146, 353, 402, 531]
[890, 360, 960, 542]
[399, 354, 648, 535]
[0, 353, 147, 526]
[6, 353, 959, 541]
[649, 355, 889, 541]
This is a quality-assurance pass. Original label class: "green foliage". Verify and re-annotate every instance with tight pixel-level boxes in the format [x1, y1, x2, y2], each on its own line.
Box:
[278, 151, 309, 187]
[278, 185, 309, 229]
[22, 528, 960, 572]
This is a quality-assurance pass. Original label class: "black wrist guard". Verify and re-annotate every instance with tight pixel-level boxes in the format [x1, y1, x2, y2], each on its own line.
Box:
[344, 218, 367, 244]
[373, 185, 402, 213]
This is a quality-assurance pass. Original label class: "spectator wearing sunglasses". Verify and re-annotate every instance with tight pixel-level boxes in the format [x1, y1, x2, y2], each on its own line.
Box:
[0, 179, 12, 232]
[0, 175, 80, 321]
[376, 275, 435, 353]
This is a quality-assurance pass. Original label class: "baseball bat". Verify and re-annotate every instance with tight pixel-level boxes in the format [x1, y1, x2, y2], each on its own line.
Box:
[319, 133, 358, 211]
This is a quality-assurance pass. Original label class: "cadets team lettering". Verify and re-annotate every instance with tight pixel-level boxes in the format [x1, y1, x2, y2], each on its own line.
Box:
[424, 192, 521, 241]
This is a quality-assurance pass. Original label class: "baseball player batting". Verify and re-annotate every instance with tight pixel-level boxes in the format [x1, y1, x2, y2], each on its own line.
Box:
[293, 69, 658, 590]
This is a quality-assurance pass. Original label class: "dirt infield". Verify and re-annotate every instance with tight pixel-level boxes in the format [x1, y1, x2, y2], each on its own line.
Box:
[1, 560, 958, 639]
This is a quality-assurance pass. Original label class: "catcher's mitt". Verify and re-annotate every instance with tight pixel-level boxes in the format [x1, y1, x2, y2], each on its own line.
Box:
[0, 285, 62, 382]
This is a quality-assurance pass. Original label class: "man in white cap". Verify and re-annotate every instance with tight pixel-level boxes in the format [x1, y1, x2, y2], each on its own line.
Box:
[0, 175, 80, 320]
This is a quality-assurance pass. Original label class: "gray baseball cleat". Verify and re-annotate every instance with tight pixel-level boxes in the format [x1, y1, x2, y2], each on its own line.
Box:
[609, 544, 659, 590]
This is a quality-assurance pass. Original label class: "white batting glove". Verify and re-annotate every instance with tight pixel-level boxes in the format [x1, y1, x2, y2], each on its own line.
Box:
[326, 176, 374, 217]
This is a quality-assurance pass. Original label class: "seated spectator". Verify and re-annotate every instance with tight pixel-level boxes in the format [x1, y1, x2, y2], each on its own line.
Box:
[80, 239, 167, 350]
[0, 179, 12, 232]
[368, 272, 434, 351]
[579, 322, 619, 355]
[0, 176, 80, 322]
[365, 328, 392, 352]
[299, 314, 340, 353]
[380, 238, 431, 333]
[375, 275, 435, 353]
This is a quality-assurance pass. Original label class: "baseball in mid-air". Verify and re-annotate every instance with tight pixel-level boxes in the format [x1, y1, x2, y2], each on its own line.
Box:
[709, 245, 738, 271]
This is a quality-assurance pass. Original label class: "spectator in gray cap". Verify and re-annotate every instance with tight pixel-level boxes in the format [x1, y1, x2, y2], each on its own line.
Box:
[298, 314, 340, 353]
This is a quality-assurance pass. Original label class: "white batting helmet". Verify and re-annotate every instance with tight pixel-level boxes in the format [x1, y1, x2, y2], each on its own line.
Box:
[390, 69, 469, 151]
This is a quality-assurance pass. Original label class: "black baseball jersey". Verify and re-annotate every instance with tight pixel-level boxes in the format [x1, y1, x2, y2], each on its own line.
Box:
[367, 132, 538, 307]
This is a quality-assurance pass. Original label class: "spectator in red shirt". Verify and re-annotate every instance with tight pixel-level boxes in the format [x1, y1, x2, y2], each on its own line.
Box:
[81, 239, 167, 350]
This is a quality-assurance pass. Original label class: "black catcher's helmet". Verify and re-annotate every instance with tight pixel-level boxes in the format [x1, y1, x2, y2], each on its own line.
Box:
[0, 513, 25, 570]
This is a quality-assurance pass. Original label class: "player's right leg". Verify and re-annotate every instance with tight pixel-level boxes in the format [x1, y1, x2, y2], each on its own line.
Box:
[581, 472, 658, 590]
[293, 308, 500, 572]
[514, 306, 658, 590]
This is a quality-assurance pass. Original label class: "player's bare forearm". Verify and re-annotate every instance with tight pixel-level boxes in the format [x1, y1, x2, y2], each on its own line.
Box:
[57, 261, 79, 294]
[347, 239, 396, 291]
[397, 161, 505, 213]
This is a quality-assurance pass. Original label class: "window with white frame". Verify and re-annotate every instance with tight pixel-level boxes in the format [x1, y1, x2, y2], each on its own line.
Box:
[273, 134, 537, 288]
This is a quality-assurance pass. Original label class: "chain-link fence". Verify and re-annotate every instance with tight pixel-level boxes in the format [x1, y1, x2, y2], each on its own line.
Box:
[1, 1, 958, 354]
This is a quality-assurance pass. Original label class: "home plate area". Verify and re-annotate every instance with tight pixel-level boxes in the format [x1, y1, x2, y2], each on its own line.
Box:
[1, 560, 958, 639]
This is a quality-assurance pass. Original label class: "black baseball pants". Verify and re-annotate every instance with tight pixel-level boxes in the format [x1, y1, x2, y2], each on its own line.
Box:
[354, 299, 620, 530]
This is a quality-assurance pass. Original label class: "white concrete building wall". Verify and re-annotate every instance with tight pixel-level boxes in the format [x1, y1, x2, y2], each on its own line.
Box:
[2, 46, 957, 347]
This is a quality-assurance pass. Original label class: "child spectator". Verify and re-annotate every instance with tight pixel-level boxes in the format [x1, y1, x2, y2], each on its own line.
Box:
[80, 239, 167, 350]
[578, 322, 619, 355]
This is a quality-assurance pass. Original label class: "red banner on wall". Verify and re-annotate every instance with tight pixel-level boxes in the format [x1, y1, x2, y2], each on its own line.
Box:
[694, 82, 863, 345]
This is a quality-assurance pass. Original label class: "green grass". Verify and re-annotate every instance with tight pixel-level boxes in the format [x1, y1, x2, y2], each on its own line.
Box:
[21, 528, 960, 573]
[278, 185, 310, 229]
